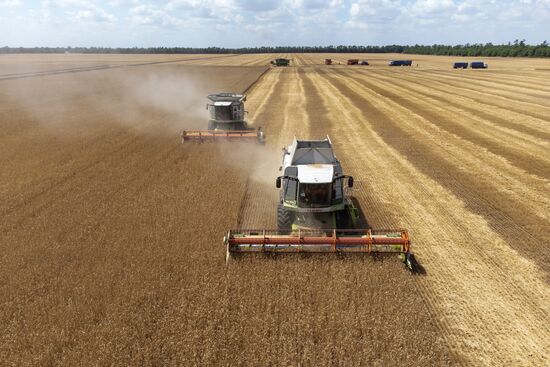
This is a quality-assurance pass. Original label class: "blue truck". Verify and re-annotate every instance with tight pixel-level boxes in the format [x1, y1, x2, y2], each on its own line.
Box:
[389, 60, 413, 66]
[470, 61, 488, 69]
[453, 62, 468, 69]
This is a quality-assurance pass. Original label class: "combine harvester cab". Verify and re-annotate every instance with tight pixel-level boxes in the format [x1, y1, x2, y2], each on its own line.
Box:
[224, 137, 419, 272]
[181, 93, 265, 144]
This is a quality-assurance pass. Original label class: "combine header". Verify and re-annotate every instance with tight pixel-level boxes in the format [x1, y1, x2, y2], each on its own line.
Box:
[225, 229, 417, 270]
[181, 93, 264, 144]
[224, 137, 419, 272]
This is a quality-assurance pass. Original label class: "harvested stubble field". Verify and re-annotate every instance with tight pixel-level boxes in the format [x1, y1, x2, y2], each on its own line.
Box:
[0, 53, 549, 366]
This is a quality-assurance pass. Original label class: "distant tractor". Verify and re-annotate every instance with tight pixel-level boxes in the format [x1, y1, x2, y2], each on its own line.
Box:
[347, 59, 359, 65]
[453, 62, 468, 69]
[359, 60, 369, 65]
[470, 61, 488, 69]
[271, 58, 290, 67]
[325, 58, 333, 65]
[389, 60, 413, 66]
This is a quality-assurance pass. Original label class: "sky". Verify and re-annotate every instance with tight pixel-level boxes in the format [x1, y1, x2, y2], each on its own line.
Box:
[1, 0, 549, 47]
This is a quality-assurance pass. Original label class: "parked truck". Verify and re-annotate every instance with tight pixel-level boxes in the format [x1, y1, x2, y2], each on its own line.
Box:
[389, 60, 413, 66]
[453, 62, 468, 69]
[470, 61, 488, 69]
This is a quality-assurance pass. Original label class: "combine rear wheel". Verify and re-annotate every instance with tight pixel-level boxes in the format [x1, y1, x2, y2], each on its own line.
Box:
[403, 253, 421, 273]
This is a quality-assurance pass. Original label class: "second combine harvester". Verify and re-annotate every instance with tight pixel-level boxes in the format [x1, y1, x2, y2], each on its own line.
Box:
[181, 93, 265, 143]
[225, 137, 419, 272]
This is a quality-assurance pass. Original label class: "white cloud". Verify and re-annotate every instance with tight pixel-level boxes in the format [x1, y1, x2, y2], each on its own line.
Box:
[128, 0, 233, 28]
[2, 0, 550, 46]
[38, 0, 116, 24]
[410, 0, 456, 15]
[74, 6, 116, 23]
[290, 0, 343, 13]
[0, 0, 20, 7]
[235, 0, 279, 12]
[108, 0, 140, 7]
[349, 0, 401, 19]
[348, 0, 402, 29]
[129, 4, 183, 27]
[346, 0, 547, 34]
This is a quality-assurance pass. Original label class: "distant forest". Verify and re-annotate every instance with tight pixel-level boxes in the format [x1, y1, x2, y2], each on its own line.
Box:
[2, 40, 549, 57]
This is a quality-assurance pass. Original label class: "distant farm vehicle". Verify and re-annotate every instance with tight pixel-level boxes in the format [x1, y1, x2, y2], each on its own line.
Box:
[470, 61, 488, 69]
[389, 60, 413, 66]
[224, 136, 419, 272]
[453, 62, 468, 69]
[325, 58, 333, 65]
[359, 60, 369, 65]
[347, 59, 359, 65]
[181, 93, 264, 143]
[271, 58, 291, 67]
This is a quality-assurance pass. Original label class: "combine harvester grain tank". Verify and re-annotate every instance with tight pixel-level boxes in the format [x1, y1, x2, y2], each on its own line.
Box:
[181, 93, 265, 143]
[224, 137, 419, 272]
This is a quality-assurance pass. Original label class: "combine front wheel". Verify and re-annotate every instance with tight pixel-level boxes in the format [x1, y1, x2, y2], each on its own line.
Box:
[277, 204, 292, 233]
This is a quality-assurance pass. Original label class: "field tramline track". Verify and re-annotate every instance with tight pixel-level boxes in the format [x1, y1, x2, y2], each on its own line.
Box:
[308, 65, 550, 366]
[320, 68, 550, 266]
[0, 54, 242, 80]
[338, 69, 550, 179]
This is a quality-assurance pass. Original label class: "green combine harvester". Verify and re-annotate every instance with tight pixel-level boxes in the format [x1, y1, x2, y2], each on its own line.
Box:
[271, 58, 291, 67]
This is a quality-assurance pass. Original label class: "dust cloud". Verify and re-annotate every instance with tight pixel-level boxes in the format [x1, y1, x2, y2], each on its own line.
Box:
[1, 66, 221, 137]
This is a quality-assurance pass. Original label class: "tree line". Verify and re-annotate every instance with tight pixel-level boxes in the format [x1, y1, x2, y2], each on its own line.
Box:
[405, 40, 550, 57]
[1, 41, 549, 57]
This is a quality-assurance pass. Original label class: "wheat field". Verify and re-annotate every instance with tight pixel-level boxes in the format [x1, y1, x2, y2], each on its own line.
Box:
[1, 53, 549, 366]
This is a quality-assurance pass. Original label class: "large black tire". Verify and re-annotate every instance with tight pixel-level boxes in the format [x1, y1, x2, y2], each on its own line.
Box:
[405, 253, 422, 274]
[335, 210, 352, 229]
[277, 204, 292, 232]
